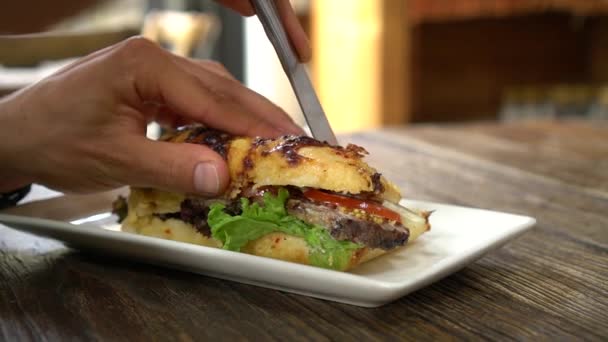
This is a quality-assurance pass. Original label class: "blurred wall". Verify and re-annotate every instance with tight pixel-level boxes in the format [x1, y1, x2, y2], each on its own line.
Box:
[243, 16, 305, 127]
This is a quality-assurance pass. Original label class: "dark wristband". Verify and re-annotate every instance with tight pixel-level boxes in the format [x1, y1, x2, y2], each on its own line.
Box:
[0, 184, 31, 210]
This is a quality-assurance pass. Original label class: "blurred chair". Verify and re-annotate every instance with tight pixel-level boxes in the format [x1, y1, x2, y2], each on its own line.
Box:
[0, 29, 137, 67]
[0, 9, 220, 98]
[141, 10, 220, 58]
[0, 29, 136, 97]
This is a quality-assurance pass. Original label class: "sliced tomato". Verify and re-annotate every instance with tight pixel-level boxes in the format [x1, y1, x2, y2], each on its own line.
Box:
[303, 189, 401, 223]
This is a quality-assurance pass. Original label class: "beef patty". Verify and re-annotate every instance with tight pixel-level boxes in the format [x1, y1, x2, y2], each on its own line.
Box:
[153, 193, 409, 250]
[155, 198, 241, 237]
[285, 199, 409, 250]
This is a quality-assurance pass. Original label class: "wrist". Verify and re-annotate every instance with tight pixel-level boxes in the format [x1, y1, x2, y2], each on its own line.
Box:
[0, 93, 37, 190]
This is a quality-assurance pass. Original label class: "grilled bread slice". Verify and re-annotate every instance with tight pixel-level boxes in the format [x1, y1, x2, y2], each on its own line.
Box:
[117, 126, 430, 271]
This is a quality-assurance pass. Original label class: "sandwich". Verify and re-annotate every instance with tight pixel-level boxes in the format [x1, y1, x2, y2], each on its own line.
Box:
[113, 125, 431, 271]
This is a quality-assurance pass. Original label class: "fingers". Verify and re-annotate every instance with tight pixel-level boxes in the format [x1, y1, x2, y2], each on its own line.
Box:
[174, 57, 304, 135]
[191, 59, 237, 81]
[275, 0, 311, 62]
[215, 0, 255, 16]
[54, 37, 304, 138]
[126, 138, 229, 196]
[135, 58, 296, 137]
[117, 38, 303, 137]
[144, 103, 195, 128]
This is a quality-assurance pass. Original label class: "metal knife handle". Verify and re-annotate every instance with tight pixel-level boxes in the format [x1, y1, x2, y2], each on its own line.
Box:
[251, 0, 338, 146]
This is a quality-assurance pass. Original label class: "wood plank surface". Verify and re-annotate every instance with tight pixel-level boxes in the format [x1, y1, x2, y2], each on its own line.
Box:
[1, 120, 606, 340]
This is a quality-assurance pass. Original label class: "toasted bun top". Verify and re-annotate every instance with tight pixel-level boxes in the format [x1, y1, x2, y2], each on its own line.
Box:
[161, 126, 401, 202]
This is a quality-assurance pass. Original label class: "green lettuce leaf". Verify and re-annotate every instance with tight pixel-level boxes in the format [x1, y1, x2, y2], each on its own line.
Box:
[207, 188, 361, 270]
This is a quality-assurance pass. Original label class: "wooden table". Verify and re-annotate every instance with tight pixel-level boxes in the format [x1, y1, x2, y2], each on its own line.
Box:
[1, 120, 607, 340]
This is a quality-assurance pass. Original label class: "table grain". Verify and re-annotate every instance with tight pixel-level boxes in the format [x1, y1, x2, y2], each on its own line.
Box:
[1, 120, 607, 341]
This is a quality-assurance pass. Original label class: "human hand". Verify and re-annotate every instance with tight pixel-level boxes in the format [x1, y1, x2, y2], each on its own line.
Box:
[217, 0, 311, 62]
[0, 37, 303, 195]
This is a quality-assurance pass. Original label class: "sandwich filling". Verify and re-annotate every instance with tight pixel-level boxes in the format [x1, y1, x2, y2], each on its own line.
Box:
[115, 186, 427, 270]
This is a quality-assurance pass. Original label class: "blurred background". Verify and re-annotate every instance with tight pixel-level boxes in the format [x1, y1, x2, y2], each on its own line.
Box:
[1, 0, 608, 133]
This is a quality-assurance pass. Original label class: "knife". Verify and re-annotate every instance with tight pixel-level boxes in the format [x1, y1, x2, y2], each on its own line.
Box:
[251, 0, 338, 145]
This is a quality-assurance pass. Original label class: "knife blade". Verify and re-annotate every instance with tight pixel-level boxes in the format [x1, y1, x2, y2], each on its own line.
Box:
[251, 0, 338, 145]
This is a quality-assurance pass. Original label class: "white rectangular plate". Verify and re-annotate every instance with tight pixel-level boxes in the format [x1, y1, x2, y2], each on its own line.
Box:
[0, 197, 535, 307]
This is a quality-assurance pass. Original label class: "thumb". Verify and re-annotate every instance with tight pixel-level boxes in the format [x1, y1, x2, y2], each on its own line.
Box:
[126, 139, 229, 196]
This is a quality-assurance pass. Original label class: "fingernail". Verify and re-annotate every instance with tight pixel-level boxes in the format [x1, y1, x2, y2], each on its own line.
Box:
[194, 162, 220, 195]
